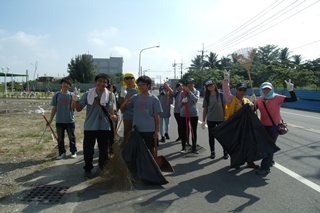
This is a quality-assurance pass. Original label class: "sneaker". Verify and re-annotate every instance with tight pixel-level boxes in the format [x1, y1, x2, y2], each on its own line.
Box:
[56, 153, 66, 160]
[223, 152, 229, 160]
[71, 152, 77, 158]
[164, 133, 170, 139]
[246, 162, 259, 169]
[180, 148, 187, 154]
[192, 150, 199, 154]
[256, 169, 270, 175]
[160, 136, 166, 143]
[175, 137, 181, 142]
[209, 152, 216, 159]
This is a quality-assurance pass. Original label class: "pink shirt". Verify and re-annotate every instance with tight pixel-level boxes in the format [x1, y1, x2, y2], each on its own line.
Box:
[256, 95, 286, 126]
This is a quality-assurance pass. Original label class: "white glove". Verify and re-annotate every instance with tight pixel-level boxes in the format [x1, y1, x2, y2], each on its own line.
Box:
[182, 97, 188, 103]
[284, 79, 294, 91]
[250, 94, 256, 102]
[72, 87, 80, 101]
[224, 70, 230, 81]
[201, 122, 206, 129]
[120, 86, 127, 98]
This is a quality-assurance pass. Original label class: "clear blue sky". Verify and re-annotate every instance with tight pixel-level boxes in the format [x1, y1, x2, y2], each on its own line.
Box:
[1, 0, 319, 83]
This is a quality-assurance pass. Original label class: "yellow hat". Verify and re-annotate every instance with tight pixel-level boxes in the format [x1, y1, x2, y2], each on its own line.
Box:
[122, 72, 140, 92]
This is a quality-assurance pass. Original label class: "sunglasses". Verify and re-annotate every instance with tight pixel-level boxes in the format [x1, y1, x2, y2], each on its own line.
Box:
[238, 88, 247, 92]
[124, 77, 134, 80]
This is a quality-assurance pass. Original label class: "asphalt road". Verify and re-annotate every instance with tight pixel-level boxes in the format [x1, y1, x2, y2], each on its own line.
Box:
[2, 93, 319, 213]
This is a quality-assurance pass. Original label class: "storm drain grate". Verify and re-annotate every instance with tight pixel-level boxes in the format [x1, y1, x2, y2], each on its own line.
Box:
[22, 185, 70, 204]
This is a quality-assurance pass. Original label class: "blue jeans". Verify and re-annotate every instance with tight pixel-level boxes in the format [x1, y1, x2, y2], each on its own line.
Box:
[260, 126, 278, 170]
[56, 123, 77, 155]
[160, 117, 170, 137]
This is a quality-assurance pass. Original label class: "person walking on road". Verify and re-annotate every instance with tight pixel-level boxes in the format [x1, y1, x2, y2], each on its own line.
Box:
[119, 72, 139, 143]
[73, 73, 117, 178]
[173, 83, 183, 142]
[201, 79, 228, 159]
[180, 78, 200, 154]
[223, 70, 259, 169]
[254, 80, 297, 175]
[124, 75, 162, 153]
[48, 77, 77, 160]
[157, 82, 173, 143]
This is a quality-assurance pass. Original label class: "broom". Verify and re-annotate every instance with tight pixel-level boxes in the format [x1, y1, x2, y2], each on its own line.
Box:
[93, 92, 133, 191]
[234, 47, 257, 95]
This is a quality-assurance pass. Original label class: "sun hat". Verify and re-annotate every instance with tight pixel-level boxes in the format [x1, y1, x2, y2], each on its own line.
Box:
[236, 82, 247, 89]
[185, 78, 194, 84]
[260, 82, 273, 89]
[205, 80, 215, 86]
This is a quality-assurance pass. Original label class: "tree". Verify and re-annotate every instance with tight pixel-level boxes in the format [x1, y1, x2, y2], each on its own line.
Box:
[190, 55, 202, 70]
[68, 54, 96, 83]
[256, 45, 280, 65]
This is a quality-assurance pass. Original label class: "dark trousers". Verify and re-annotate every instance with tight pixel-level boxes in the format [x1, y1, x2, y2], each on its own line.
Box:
[181, 116, 198, 150]
[83, 130, 112, 172]
[139, 132, 155, 153]
[174, 113, 182, 139]
[260, 126, 278, 170]
[56, 123, 77, 155]
[207, 121, 225, 153]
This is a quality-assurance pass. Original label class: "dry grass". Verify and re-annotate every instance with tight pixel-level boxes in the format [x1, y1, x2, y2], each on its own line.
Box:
[0, 99, 86, 160]
[0, 98, 133, 199]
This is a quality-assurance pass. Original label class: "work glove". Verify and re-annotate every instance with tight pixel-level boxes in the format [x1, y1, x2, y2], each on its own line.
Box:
[284, 79, 294, 91]
[182, 97, 188, 103]
[250, 94, 256, 103]
[224, 70, 230, 81]
[72, 87, 80, 101]
[201, 122, 206, 129]
[120, 86, 127, 98]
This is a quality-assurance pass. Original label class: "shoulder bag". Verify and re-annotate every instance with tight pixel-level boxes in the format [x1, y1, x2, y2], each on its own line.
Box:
[262, 101, 288, 135]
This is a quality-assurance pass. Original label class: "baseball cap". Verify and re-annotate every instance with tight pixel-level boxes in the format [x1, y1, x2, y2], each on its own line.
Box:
[185, 78, 195, 84]
[236, 82, 247, 89]
[261, 82, 273, 89]
[205, 80, 215, 86]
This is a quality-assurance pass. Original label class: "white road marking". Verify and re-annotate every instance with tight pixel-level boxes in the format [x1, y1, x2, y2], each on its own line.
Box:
[274, 163, 320, 193]
[281, 111, 320, 120]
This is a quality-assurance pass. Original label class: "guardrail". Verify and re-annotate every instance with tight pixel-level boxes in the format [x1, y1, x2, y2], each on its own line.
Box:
[238, 89, 320, 113]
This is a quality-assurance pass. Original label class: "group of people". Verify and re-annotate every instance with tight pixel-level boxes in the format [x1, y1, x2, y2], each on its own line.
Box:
[48, 70, 297, 178]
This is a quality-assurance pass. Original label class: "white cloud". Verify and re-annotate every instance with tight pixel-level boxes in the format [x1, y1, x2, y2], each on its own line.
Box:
[108, 46, 131, 58]
[87, 27, 119, 47]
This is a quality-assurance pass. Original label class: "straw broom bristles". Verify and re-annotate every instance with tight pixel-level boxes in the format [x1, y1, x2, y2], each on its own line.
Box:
[93, 134, 134, 191]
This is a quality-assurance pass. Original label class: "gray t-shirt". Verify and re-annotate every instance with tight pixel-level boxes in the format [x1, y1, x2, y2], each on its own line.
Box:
[79, 91, 112, 131]
[180, 88, 199, 117]
[202, 93, 225, 122]
[123, 88, 138, 120]
[157, 93, 173, 118]
[128, 94, 162, 132]
[51, 92, 74, 123]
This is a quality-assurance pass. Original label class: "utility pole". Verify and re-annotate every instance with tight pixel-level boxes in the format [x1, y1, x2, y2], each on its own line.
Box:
[198, 43, 207, 95]
[172, 60, 177, 79]
[178, 59, 184, 79]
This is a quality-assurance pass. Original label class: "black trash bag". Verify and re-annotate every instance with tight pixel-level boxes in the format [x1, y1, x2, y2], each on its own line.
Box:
[122, 130, 168, 185]
[212, 104, 280, 168]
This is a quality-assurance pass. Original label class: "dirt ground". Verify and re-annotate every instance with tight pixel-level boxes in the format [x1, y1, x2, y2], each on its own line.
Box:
[0, 99, 86, 201]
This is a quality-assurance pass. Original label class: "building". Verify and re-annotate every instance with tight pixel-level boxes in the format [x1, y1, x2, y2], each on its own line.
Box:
[92, 57, 123, 75]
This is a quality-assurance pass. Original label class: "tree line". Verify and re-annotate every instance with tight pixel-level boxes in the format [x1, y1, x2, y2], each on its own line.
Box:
[66, 44, 320, 90]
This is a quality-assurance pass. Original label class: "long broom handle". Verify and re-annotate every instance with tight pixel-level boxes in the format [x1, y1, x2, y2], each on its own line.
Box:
[42, 114, 58, 141]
